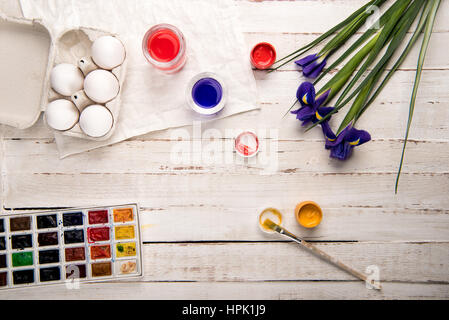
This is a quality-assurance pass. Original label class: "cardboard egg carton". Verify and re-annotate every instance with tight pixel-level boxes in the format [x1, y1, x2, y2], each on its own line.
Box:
[0, 13, 127, 141]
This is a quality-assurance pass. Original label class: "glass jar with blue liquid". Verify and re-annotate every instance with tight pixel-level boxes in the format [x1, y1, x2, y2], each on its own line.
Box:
[186, 72, 227, 115]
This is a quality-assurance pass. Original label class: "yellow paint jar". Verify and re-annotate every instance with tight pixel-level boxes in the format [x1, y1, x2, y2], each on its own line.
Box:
[258, 207, 283, 233]
[295, 201, 322, 228]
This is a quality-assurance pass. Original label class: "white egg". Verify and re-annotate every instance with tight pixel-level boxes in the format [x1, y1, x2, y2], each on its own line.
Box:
[45, 99, 79, 131]
[50, 63, 84, 96]
[79, 105, 114, 137]
[84, 70, 120, 104]
[91, 35, 126, 70]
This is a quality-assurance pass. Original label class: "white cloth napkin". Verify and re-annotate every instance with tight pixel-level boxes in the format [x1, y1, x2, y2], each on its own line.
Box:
[20, 0, 258, 158]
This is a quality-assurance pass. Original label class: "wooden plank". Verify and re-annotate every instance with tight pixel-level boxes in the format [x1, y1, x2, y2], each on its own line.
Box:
[137, 206, 449, 242]
[251, 69, 449, 141]
[253, 68, 449, 107]
[2, 206, 448, 242]
[4, 172, 448, 209]
[236, 0, 449, 33]
[4, 139, 449, 174]
[137, 242, 449, 282]
[0, 281, 447, 300]
[244, 32, 449, 70]
[2, 68, 448, 140]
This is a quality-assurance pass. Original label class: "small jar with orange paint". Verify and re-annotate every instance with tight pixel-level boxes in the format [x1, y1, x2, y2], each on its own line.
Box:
[295, 201, 323, 228]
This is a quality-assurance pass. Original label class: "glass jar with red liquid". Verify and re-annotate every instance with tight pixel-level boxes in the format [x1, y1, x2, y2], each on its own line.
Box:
[142, 24, 187, 73]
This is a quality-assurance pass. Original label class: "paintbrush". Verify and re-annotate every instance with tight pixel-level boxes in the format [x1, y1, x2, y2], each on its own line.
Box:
[262, 218, 382, 290]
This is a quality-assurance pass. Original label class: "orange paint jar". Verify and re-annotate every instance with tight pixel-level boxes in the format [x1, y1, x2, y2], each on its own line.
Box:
[295, 201, 322, 228]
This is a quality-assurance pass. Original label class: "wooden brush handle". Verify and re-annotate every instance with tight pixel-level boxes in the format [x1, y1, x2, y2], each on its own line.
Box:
[280, 228, 381, 290]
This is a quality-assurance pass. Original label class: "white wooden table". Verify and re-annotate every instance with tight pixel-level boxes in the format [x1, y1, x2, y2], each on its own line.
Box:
[0, 0, 448, 299]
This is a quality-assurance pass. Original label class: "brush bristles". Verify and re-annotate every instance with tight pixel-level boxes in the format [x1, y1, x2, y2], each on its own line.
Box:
[262, 218, 281, 232]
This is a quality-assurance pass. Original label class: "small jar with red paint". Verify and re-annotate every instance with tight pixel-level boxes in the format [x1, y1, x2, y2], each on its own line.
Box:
[142, 23, 187, 73]
[250, 42, 276, 70]
[235, 131, 259, 158]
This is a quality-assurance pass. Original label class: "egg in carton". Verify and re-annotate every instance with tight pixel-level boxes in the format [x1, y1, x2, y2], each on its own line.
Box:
[47, 27, 127, 140]
[0, 13, 127, 141]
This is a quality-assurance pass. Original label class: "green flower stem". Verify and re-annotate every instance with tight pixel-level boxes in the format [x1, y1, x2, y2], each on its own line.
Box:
[281, 30, 379, 117]
[336, 0, 425, 133]
[338, 77, 375, 133]
[319, 7, 371, 56]
[331, 0, 412, 109]
[396, 0, 441, 193]
[316, 32, 380, 104]
[270, 0, 386, 72]
[309, 0, 423, 131]
[338, 64, 385, 133]
[356, 0, 434, 121]
[313, 0, 409, 86]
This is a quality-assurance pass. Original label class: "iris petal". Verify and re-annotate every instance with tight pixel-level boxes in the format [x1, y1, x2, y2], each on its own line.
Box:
[326, 125, 371, 160]
[316, 106, 334, 118]
[293, 83, 333, 127]
[330, 141, 353, 160]
[321, 122, 336, 148]
[296, 82, 316, 107]
[346, 128, 371, 146]
[293, 106, 316, 125]
[295, 54, 327, 78]
[302, 94, 309, 105]
[303, 59, 327, 78]
[326, 125, 350, 148]
[295, 54, 319, 68]
[315, 89, 331, 107]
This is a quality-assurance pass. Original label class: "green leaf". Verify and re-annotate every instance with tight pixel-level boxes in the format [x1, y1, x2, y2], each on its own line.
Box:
[355, 0, 434, 121]
[313, 29, 377, 86]
[313, 0, 408, 85]
[395, 0, 441, 193]
[336, 0, 426, 133]
[270, 0, 386, 72]
[317, 32, 380, 100]
[331, 0, 413, 109]
[281, 99, 299, 119]
[337, 77, 376, 134]
[319, 9, 369, 55]
[308, 0, 423, 131]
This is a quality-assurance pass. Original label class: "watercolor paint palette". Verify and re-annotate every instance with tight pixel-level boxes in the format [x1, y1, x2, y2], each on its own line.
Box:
[0, 204, 142, 290]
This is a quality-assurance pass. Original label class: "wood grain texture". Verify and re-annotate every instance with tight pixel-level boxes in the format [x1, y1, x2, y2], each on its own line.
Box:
[137, 242, 449, 283]
[2, 69, 449, 140]
[4, 172, 448, 210]
[4, 139, 449, 174]
[237, 0, 449, 33]
[0, 0, 448, 299]
[0, 281, 447, 300]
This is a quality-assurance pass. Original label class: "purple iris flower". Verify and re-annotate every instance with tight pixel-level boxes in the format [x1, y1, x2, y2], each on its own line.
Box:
[322, 124, 371, 160]
[295, 53, 328, 78]
[291, 82, 332, 126]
